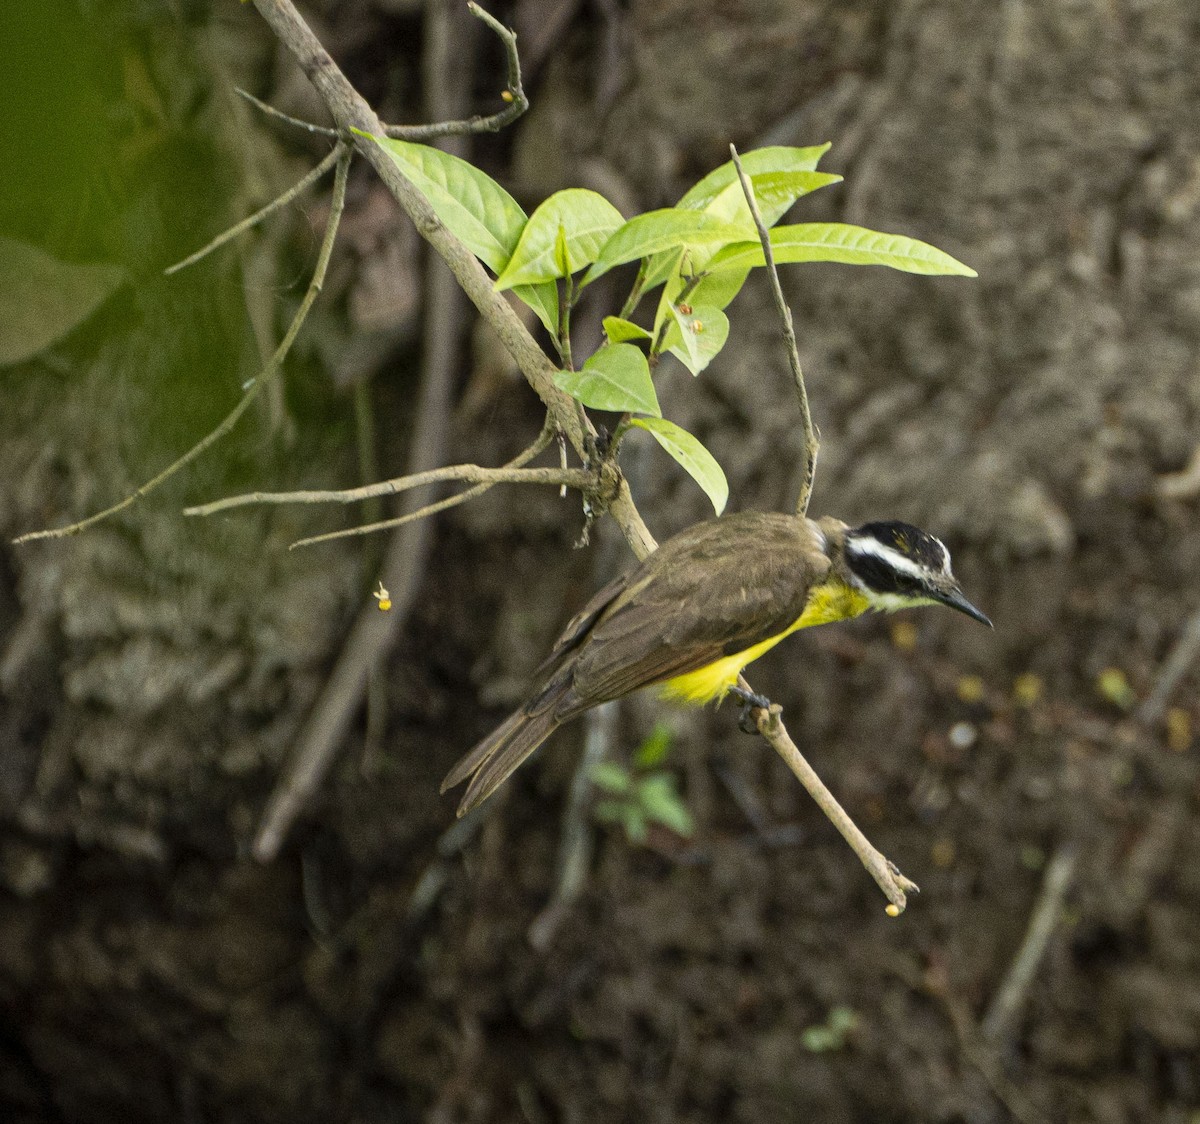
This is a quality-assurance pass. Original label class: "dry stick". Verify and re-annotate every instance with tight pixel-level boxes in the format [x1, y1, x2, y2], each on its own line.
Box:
[289, 433, 573, 549]
[981, 843, 1079, 1046]
[729, 148, 913, 912]
[164, 145, 342, 275]
[247, 0, 654, 562]
[729, 144, 818, 517]
[252, 259, 463, 862]
[12, 147, 352, 547]
[754, 699, 918, 913]
[1136, 606, 1200, 726]
[384, 3, 529, 140]
[252, 0, 479, 862]
[184, 457, 588, 516]
[528, 701, 618, 951]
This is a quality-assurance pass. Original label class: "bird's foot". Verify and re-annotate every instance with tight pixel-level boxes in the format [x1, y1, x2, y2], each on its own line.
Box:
[729, 685, 772, 735]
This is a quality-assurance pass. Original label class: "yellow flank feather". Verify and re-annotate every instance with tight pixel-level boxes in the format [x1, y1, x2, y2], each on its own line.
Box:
[657, 581, 870, 705]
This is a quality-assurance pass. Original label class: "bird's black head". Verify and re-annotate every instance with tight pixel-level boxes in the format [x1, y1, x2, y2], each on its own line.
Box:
[842, 521, 992, 627]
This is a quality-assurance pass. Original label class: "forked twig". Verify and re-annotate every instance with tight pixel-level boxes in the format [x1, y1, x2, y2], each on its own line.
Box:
[13, 147, 352, 546]
[164, 144, 342, 275]
[384, 3, 529, 140]
[729, 144, 819, 517]
[288, 427, 573, 549]
[184, 454, 586, 517]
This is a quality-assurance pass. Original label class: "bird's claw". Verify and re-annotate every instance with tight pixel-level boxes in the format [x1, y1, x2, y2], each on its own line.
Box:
[729, 685, 772, 735]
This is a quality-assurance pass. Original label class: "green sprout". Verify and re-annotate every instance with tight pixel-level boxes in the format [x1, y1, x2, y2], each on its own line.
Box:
[590, 723, 695, 844]
[801, 1006, 859, 1053]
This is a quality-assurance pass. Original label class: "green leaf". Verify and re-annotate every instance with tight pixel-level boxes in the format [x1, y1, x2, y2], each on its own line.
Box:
[555, 343, 660, 416]
[637, 774, 695, 837]
[494, 189, 624, 290]
[603, 316, 652, 344]
[677, 144, 832, 211]
[668, 303, 730, 375]
[590, 762, 633, 795]
[634, 723, 674, 769]
[0, 237, 125, 367]
[686, 267, 751, 312]
[511, 282, 559, 335]
[707, 223, 978, 277]
[702, 170, 842, 230]
[582, 209, 745, 286]
[370, 135, 526, 272]
[629, 417, 728, 515]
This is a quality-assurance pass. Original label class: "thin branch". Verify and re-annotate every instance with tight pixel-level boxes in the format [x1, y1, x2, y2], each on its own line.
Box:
[286, 428, 578, 550]
[981, 842, 1079, 1046]
[185, 459, 586, 516]
[730, 144, 819, 517]
[384, 3, 529, 140]
[235, 86, 340, 137]
[13, 147, 352, 546]
[1136, 606, 1200, 726]
[747, 681, 918, 914]
[164, 144, 341, 275]
[528, 700, 616, 951]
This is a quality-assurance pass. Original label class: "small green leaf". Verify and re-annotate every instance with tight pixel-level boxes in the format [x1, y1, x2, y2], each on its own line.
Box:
[582, 209, 746, 285]
[370, 135, 526, 272]
[629, 418, 728, 515]
[494, 189, 624, 290]
[511, 282, 559, 335]
[590, 762, 633, 794]
[702, 170, 842, 230]
[0, 238, 125, 367]
[603, 316, 652, 344]
[634, 723, 673, 769]
[707, 223, 978, 277]
[677, 144, 832, 211]
[555, 343, 660, 416]
[686, 267, 750, 312]
[668, 303, 730, 375]
[554, 221, 571, 278]
[637, 774, 695, 838]
[623, 807, 649, 844]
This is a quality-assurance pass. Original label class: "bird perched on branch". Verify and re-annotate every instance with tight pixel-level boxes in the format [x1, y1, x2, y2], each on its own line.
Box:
[442, 511, 991, 816]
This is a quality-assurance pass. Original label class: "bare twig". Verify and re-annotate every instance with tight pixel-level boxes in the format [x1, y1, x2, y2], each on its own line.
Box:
[13, 146, 352, 546]
[235, 86, 340, 137]
[528, 701, 617, 950]
[288, 427, 570, 549]
[164, 145, 342, 275]
[184, 457, 586, 516]
[252, 1, 476, 862]
[981, 843, 1079, 1046]
[729, 144, 819, 517]
[384, 4, 528, 140]
[1137, 606, 1200, 726]
[748, 683, 918, 914]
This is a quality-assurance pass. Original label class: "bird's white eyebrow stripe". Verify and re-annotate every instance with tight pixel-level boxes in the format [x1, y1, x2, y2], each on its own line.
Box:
[845, 536, 930, 579]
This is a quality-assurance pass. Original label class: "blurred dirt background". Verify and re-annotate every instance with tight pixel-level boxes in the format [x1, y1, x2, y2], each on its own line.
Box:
[2, 0, 1199, 1121]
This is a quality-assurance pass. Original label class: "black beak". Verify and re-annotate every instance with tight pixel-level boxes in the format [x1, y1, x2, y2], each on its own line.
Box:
[935, 585, 993, 628]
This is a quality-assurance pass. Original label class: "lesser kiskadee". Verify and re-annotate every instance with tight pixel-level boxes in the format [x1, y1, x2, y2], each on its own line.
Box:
[442, 511, 991, 815]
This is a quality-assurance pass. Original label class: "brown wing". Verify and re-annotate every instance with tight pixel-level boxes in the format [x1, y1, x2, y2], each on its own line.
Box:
[566, 511, 829, 707]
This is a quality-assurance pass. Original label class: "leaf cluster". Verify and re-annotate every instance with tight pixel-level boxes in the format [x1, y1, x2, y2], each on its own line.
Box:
[372, 136, 975, 515]
[589, 723, 694, 844]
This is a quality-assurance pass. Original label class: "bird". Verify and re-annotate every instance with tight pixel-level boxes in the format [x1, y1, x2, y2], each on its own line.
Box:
[442, 510, 991, 816]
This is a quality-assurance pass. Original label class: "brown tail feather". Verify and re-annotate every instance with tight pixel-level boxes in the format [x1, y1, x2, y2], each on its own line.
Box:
[442, 676, 574, 816]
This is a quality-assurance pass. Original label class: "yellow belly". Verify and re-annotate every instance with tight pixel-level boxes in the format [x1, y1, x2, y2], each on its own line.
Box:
[657, 581, 870, 705]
